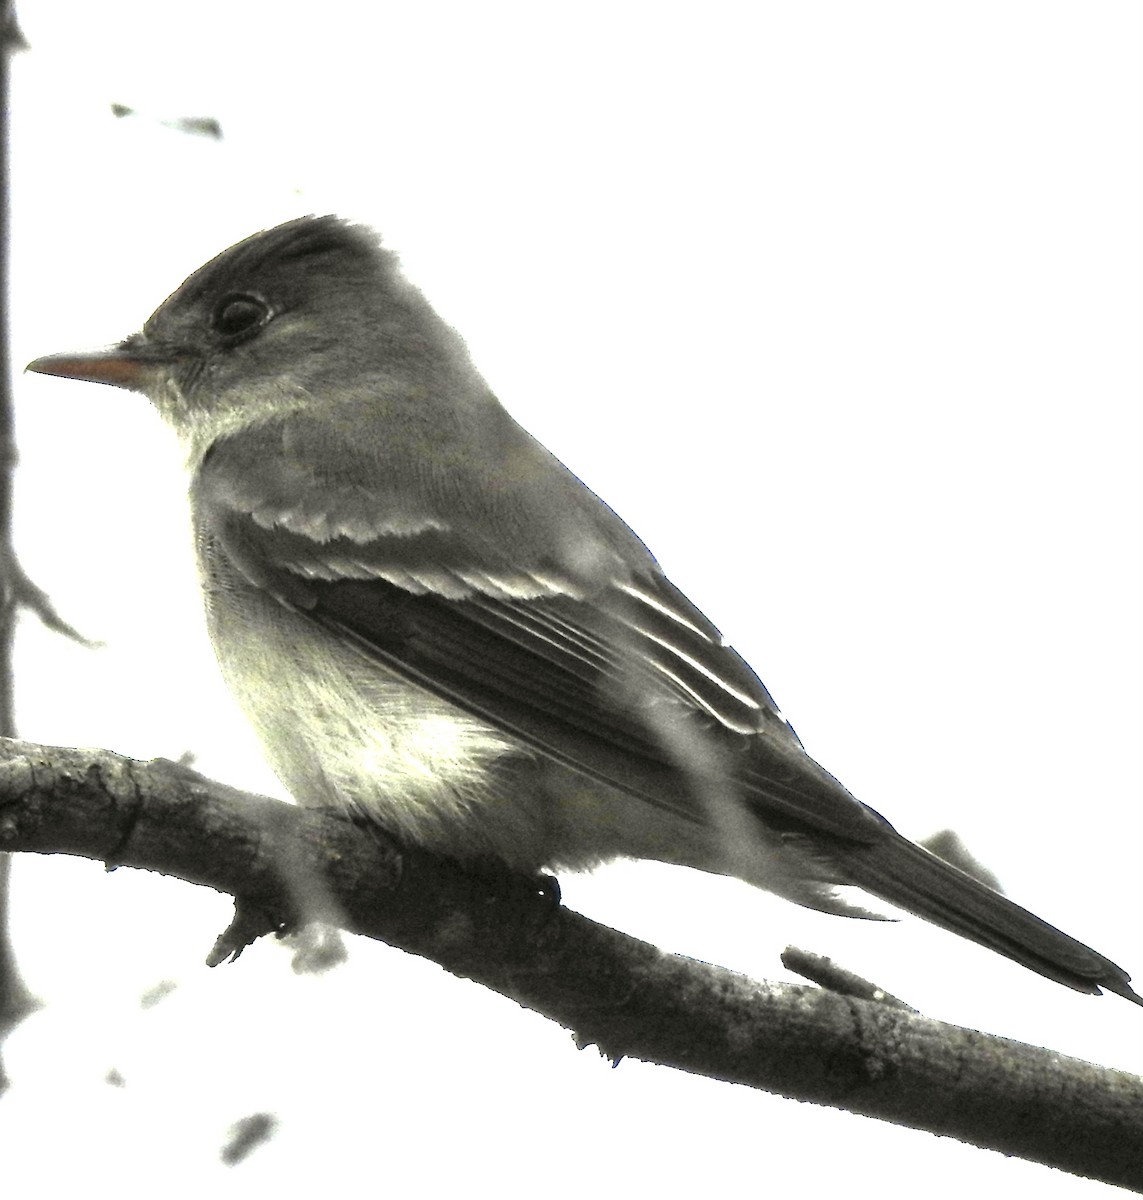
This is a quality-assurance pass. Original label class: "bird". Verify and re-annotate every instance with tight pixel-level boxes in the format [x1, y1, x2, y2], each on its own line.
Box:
[27, 215, 1140, 1004]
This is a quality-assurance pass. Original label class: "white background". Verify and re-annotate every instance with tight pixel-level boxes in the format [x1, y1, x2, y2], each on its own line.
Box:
[2, 2, 1140, 1196]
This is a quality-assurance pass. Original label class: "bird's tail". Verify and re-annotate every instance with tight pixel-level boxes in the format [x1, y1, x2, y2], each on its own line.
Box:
[841, 828, 1142, 1004]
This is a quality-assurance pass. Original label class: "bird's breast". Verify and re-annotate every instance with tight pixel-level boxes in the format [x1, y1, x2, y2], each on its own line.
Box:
[194, 528, 538, 861]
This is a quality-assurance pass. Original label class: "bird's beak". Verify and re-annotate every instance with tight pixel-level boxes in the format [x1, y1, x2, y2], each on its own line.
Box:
[26, 343, 161, 393]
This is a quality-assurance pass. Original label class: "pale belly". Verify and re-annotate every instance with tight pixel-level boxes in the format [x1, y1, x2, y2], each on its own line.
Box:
[194, 531, 819, 897]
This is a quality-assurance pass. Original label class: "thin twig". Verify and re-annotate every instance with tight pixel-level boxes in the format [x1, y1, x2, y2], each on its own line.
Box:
[782, 945, 916, 1010]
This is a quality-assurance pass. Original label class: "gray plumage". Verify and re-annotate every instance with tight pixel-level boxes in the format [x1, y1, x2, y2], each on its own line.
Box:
[28, 216, 1141, 1005]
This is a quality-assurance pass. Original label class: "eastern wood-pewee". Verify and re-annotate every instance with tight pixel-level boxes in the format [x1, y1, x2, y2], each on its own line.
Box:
[28, 216, 1140, 1003]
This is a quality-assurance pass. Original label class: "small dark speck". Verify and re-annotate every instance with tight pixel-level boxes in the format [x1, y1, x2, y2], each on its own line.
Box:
[221, 1113, 278, 1165]
[140, 979, 178, 1009]
[110, 105, 224, 140]
[170, 116, 223, 140]
[105, 1067, 126, 1088]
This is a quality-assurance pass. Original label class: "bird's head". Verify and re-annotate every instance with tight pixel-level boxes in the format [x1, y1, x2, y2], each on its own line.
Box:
[27, 215, 479, 461]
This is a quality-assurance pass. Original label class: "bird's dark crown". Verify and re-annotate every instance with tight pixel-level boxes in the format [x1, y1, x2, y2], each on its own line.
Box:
[150, 215, 393, 326]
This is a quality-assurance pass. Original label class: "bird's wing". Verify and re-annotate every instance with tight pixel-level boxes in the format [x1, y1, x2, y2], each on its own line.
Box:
[195, 416, 883, 843]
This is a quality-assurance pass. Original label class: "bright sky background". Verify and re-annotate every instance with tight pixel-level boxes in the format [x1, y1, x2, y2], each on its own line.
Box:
[2, 2, 1140, 1196]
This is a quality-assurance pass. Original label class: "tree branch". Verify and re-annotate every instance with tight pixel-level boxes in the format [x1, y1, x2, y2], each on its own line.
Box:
[0, 2, 42, 1085]
[0, 735, 1139, 1191]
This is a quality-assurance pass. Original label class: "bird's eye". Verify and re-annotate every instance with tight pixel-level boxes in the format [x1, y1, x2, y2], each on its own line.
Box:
[210, 293, 271, 341]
